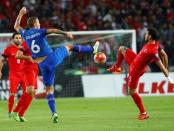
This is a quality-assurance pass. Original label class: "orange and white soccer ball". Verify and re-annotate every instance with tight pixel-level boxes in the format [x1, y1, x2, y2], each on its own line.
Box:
[94, 52, 107, 64]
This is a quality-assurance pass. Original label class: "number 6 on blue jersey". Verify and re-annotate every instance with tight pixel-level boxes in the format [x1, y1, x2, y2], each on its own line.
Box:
[31, 40, 40, 53]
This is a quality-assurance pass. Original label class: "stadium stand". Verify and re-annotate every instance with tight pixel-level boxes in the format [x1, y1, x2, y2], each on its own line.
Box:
[0, 0, 174, 67]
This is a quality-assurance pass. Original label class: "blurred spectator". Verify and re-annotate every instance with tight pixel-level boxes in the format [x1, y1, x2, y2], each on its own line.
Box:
[0, 0, 174, 67]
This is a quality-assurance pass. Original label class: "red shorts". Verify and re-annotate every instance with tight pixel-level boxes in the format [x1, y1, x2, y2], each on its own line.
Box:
[9, 76, 26, 93]
[124, 48, 145, 89]
[127, 67, 143, 89]
[24, 68, 38, 89]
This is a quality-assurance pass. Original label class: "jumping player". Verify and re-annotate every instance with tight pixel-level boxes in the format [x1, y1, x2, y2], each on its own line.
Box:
[14, 7, 99, 123]
[12, 41, 39, 122]
[0, 32, 26, 117]
[107, 28, 174, 120]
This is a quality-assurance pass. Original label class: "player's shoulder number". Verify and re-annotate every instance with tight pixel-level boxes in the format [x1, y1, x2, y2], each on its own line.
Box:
[31, 40, 40, 53]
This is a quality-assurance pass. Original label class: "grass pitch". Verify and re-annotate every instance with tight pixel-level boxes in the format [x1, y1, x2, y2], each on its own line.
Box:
[0, 96, 174, 131]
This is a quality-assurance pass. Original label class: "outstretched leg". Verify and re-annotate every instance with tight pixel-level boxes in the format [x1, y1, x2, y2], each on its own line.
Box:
[66, 41, 100, 54]
[107, 46, 137, 73]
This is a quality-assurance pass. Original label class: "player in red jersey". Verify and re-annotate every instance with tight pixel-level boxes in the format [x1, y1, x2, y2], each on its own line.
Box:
[0, 32, 26, 117]
[107, 28, 174, 120]
[11, 41, 39, 122]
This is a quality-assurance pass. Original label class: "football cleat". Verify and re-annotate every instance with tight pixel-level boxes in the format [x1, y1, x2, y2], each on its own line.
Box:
[19, 116, 27, 122]
[93, 41, 100, 54]
[52, 113, 58, 123]
[12, 112, 20, 122]
[137, 113, 150, 120]
[8, 112, 12, 117]
[107, 65, 122, 73]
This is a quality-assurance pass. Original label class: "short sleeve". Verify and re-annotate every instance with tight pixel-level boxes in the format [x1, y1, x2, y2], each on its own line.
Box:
[157, 42, 163, 51]
[19, 29, 26, 40]
[2, 48, 9, 58]
[152, 43, 161, 62]
[153, 53, 160, 62]
[38, 28, 47, 37]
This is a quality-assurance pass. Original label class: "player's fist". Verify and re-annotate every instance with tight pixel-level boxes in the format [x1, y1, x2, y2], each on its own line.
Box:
[28, 56, 37, 63]
[19, 7, 27, 15]
[66, 32, 74, 39]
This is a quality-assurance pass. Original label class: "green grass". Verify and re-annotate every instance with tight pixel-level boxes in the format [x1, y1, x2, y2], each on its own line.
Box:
[0, 96, 174, 131]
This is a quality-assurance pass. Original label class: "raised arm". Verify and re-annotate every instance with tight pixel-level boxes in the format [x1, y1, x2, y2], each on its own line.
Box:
[46, 29, 74, 39]
[158, 48, 168, 69]
[14, 7, 27, 32]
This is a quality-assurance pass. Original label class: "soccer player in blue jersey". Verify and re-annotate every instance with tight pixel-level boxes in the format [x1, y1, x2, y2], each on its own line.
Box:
[14, 7, 99, 123]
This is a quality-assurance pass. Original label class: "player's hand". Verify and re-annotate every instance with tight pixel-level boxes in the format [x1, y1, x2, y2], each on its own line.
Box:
[28, 56, 37, 63]
[167, 76, 174, 84]
[66, 32, 74, 39]
[19, 7, 27, 15]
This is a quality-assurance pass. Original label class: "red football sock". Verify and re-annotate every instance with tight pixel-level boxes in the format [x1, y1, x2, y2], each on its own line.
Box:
[8, 95, 15, 113]
[115, 51, 124, 67]
[13, 92, 27, 113]
[131, 93, 146, 113]
[18, 93, 33, 117]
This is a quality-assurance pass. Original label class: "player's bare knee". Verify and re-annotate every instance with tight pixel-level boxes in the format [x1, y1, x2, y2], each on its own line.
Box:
[129, 89, 136, 96]
[10, 93, 16, 96]
[119, 46, 127, 54]
[28, 92, 35, 97]
[27, 86, 35, 97]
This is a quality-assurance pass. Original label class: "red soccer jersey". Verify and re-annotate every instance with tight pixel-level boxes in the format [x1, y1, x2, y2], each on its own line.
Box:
[21, 41, 38, 70]
[131, 41, 161, 71]
[2, 44, 24, 77]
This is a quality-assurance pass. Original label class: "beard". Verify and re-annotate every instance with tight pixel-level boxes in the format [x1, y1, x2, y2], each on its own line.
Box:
[14, 41, 21, 46]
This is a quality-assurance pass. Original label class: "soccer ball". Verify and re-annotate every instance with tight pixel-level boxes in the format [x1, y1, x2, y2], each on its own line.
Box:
[94, 52, 107, 64]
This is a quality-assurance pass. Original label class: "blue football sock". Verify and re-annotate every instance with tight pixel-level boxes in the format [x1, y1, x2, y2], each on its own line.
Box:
[73, 45, 93, 53]
[46, 94, 56, 114]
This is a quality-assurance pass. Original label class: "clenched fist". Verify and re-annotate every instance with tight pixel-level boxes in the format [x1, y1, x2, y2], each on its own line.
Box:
[19, 7, 27, 15]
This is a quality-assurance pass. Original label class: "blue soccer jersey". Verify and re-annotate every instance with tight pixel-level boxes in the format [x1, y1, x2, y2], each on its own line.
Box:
[19, 28, 53, 59]
[19, 28, 69, 86]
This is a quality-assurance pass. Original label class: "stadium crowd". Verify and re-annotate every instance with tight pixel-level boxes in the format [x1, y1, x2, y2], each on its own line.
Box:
[0, 0, 174, 67]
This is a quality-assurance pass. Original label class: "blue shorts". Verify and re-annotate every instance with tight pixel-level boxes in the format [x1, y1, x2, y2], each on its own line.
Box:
[38, 46, 69, 86]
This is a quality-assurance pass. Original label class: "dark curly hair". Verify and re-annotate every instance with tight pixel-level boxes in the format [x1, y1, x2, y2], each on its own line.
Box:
[147, 28, 158, 40]
[12, 32, 20, 39]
